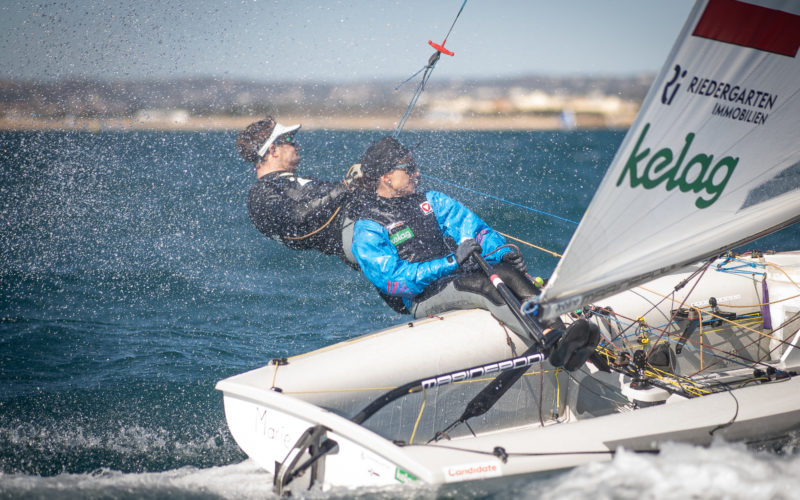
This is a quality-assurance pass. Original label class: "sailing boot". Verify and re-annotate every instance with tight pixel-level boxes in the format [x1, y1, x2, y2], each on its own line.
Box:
[547, 319, 601, 371]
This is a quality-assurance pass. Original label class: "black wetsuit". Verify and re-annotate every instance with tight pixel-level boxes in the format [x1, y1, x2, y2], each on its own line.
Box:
[248, 171, 350, 257]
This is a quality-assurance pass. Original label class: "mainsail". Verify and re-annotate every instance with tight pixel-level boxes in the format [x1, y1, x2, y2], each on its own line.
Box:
[532, 0, 800, 321]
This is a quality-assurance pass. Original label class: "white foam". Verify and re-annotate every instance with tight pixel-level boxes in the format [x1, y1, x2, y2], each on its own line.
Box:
[0, 460, 276, 500]
[539, 439, 800, 500]
[2, 439, 799, 499]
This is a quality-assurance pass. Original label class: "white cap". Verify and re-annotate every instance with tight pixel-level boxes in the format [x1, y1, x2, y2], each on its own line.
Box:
[257, 122, 301, 157]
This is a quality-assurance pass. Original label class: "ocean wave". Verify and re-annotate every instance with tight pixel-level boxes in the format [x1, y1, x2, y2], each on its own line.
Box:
[0, 461, 274, 500]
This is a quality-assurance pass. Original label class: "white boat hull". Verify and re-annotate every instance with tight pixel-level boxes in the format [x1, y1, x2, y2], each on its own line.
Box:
[216, 252, 800, 491]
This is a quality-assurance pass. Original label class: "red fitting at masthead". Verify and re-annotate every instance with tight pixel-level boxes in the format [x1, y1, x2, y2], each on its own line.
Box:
[428, 40, 454, 56]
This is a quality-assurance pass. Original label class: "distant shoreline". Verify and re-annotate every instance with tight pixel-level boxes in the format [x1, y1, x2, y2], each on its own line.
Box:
[0, 113, 635, 132]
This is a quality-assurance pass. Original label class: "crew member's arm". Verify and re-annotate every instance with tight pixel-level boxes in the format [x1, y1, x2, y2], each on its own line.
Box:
[351, 219, 458, 297]
[426, 190, 510, 263]
[290, 178, 349, 221]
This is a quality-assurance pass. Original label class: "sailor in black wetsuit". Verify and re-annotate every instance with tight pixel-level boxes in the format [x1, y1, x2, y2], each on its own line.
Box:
[236, 118, 361, 261]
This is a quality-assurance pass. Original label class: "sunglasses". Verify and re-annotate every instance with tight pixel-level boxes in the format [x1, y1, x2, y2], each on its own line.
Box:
[392, 160, 417, 174]
[273, 134, 297, 147]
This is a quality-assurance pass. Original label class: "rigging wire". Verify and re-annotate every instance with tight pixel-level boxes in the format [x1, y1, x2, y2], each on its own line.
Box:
[393, 0, 467, 137]
[422, 173, 580, 227]
[391, 0, 577, 244]
[403, 441, 659, 458]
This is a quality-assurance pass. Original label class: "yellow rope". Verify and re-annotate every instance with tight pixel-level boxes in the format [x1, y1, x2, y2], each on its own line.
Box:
[554, 367, 562, 416]
[271, 362, 280, 389]
[766, 261, 800, 289]
[695, 308, 782, 343]
[596, 345, 711, 397]
[635, 258, 800, 310]
[647, 365, 710, 394]
[284, 205, 342, 240]
[284, 312, 473, 363]
[283, 386, 398, 395]
[636, 285, 800, 312]
[498, 232, 562, 258]
[698, 308, 704, 369]
[627, 289, 775, 364]
[283, 369, 554, 396]
[706, 292, 800, 309]
[409, 393, 427, 445]
[698, 318, 763, 336]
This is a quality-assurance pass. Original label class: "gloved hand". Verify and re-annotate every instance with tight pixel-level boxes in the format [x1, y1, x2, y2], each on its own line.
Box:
[501, 251, 527, 275]
[454, 238, 481, 266]
[344, 163, 364, 189]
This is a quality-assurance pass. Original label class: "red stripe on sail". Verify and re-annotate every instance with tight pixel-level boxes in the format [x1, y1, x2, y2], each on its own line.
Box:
[693, 0, 800, 57]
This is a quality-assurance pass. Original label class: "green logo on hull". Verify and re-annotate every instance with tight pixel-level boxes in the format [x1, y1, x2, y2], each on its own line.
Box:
[616, 123, 738, 208]
[395, 468, 418, 483]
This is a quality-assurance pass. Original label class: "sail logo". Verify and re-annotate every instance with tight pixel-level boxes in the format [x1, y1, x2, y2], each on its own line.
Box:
[616, 123, 737, 209]
[659, 61, 778, 126]
[662, 64, 687, 105]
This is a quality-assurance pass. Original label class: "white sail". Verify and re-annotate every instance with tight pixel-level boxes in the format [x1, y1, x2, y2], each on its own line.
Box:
[533, 0, 800, 321]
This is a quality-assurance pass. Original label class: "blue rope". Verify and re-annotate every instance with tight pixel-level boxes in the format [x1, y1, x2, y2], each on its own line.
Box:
[421, 174, 580, 226]
[715, 257, 766, 276]
[394, 56, 440, 137]
[390, 0, 577, 228]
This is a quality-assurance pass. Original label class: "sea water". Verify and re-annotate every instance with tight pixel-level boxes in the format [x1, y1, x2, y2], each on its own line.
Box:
[2, 129, 799, 499]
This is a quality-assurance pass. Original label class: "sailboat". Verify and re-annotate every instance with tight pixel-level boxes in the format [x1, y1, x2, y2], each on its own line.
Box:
[216, 0, 800, 494]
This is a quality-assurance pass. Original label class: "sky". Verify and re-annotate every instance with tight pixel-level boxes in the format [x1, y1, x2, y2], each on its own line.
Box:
[1, 0, 695, 82]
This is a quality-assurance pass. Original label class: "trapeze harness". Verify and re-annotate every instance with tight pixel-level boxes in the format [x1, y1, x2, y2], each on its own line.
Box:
[248, 171, 355, 263]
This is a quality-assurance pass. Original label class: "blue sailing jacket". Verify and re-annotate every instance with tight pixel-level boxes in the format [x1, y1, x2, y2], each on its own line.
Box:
[351, 190, 510, 308]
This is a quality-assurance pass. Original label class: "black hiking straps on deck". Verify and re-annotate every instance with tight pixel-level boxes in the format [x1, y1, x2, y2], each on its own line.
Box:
[351, 348, 547, 425]
[430, 341, 551, 441]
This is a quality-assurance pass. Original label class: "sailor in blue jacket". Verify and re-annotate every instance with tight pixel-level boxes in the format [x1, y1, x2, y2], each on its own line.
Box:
[346, 136, 540, 337]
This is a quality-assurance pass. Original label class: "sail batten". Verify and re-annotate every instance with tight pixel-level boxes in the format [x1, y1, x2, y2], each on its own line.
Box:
[531, 0, 800, 321]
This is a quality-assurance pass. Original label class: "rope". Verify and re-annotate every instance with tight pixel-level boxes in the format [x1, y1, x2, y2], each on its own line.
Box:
[591, 298, 785, 377]
[394, 57, 440, 136]
[637, 281, 800, 312]
[271, 362, 280, 389]
[404, 441, 657, 458]
[394, 0, 468, 137]
[284, 205, 342, 240]
[422, 174, 579, 226]
[409, 392, 427, 445]
[500, 232, 562, 257]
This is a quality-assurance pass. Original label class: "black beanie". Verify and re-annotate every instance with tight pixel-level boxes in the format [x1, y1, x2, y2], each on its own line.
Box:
[358, 136, 410, 181]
